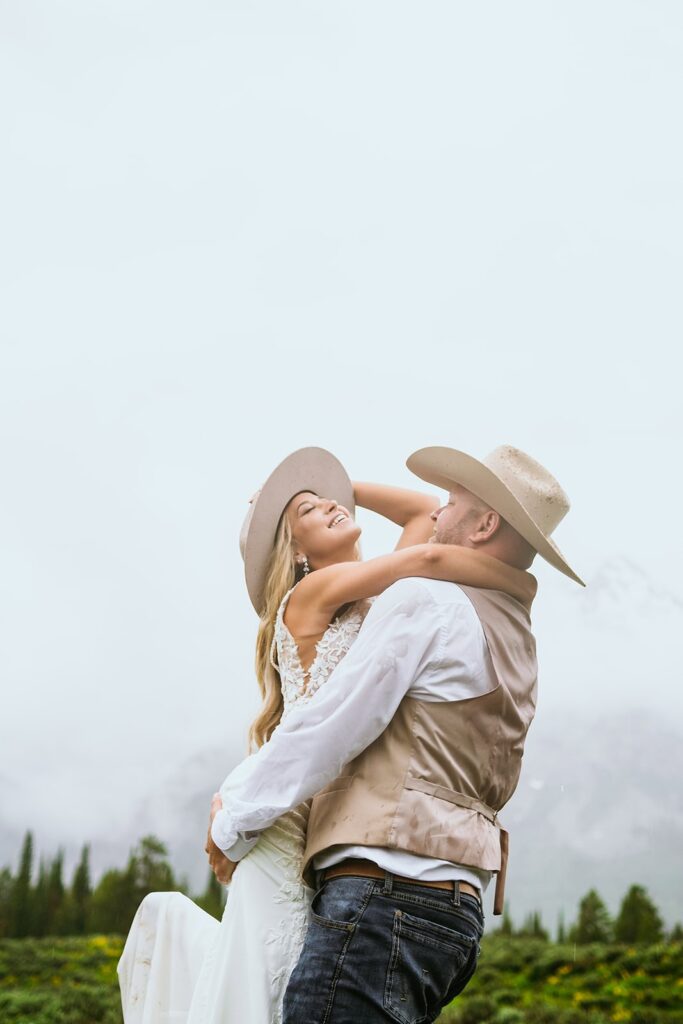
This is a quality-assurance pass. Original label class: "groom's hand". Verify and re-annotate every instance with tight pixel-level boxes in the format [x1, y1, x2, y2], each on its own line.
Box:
[205, 793, 237, 885]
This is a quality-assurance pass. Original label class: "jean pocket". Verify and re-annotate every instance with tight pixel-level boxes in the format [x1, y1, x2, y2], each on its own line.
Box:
[384, 909, 477, 1024]
[310, 877, 374, 932]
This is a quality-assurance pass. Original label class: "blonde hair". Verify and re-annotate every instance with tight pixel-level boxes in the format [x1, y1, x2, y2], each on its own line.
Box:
[248, 508, 362, 750]
[249, 514, 301, 749]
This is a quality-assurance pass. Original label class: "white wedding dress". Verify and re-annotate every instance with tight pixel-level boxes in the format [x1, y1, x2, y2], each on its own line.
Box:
[118, 590, 366, 1024]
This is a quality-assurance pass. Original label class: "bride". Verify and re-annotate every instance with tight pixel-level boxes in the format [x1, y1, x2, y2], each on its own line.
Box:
[118, 447, 536, 1024]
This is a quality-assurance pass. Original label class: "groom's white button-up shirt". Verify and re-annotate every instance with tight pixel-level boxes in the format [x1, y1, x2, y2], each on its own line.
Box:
[211, 578, 498, 891]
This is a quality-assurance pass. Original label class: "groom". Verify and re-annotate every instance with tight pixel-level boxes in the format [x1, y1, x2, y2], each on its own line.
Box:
[208, 444, 583, 1022]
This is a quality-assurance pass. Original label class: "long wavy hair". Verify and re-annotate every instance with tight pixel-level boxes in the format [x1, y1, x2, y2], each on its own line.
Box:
[248, 508, 362, 750]
[249, 513, 303, 750]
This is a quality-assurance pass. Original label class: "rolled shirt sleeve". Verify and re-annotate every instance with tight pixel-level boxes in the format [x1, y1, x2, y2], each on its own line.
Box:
[211, 579, 445, 858]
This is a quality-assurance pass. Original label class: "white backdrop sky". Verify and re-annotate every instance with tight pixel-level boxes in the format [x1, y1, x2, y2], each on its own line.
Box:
[1, 2, 682, 853]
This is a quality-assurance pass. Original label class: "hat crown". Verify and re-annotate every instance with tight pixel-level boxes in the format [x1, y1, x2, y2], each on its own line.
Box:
[483, 445, 570, 535]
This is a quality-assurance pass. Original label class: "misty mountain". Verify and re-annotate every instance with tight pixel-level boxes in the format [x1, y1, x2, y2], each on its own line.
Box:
[502, 708, 683, 930]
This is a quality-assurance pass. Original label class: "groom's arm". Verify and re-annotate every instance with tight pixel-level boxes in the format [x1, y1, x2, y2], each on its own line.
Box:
[211, 579, 444, 860]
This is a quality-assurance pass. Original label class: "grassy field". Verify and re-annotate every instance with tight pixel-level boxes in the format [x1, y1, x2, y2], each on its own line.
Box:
[440, 937, 683, 1024]
[1, 935, 682, 1023]
[0, 935, 124, 1024]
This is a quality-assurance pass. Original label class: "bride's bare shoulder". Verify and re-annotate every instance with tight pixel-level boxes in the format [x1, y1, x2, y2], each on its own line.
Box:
[283, 577, 332, 637]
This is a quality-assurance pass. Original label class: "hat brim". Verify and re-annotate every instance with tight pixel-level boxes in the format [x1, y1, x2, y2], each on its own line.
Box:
[244, 447, 355, 615]
[407, 446, 585, 587]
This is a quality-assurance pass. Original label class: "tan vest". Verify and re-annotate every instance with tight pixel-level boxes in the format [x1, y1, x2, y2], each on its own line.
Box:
[303, 585, 538, 914]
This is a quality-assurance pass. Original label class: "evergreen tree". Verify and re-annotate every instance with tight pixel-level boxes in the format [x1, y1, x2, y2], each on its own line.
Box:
[0, 867, 13, 938]
[557, 911, 567, 944]
[46, 850, 66, 934]
[571, 889, 612, 944]
[614, 885, 664, 944]
[519, 910, 548, 941]
[499, 904, 514, 936]
[133, 836, 176, 897]
[90, 835, 176, 934]
[195, 869, 226, 921]
[11, 832, 34, 937]
[90, 867, 136, 934]
[32, 859, 49, 937]
[70, 844, 92, 934]
[669, 922, 683, 943]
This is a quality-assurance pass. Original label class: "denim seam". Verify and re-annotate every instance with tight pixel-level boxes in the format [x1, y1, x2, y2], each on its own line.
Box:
[310, 914, 355, 933]
[377, 888, 483, 923]
[399, 918, 475, 952]
[319, 882, 375, 1024]
[384, 911, 412, 1024]
[384, 911, 431, 1024]
[443, 941, 481, 1007]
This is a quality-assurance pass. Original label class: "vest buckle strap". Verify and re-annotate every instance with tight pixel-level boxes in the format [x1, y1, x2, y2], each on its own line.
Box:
[493, 828, 510, 916]
[404, 776, 501, 826]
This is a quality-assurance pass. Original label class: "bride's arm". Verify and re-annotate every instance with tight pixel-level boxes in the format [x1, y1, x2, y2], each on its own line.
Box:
[353, 481, 439, 548]
[288, 543, 537, 624]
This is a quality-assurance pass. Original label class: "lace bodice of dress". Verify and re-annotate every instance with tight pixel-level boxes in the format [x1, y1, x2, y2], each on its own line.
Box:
[272, 587, 368, 719]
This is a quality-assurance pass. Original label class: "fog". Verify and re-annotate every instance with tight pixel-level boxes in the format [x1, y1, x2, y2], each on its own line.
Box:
[1, 1, 681, 866]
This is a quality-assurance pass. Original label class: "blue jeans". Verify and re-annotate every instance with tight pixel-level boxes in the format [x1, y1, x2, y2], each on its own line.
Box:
[282, 874, 484, 1024]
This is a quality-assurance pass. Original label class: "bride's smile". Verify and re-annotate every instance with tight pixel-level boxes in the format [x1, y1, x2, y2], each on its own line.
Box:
[286, 491, 362, 572]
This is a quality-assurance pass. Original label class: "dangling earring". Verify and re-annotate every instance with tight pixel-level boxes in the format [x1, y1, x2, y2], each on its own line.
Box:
[300, 555, 310, 576]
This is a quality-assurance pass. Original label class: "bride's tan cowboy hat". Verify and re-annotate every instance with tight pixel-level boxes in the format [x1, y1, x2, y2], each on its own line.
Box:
[240, 447, 355, 616]
[407, 444, 584, 586]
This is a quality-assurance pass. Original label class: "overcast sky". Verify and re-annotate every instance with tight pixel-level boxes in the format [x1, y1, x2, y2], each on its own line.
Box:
[2, 1, 682, 853]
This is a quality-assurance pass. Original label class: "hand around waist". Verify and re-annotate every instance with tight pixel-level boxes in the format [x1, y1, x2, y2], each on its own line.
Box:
[205, 793, 237, 885]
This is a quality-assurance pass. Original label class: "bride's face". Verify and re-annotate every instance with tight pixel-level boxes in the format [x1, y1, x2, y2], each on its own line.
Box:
[286, 491, 361, 568]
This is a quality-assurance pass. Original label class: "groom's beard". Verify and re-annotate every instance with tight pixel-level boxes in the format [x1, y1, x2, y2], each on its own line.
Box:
[434, 509, 483, 548]
[432, 527, 471, 547]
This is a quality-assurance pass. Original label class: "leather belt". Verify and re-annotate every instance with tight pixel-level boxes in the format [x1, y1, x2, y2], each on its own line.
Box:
[320, 858, 481, 904]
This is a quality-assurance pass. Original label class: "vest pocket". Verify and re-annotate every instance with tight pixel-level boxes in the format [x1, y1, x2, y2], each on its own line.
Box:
[384, 909, 476, 1024]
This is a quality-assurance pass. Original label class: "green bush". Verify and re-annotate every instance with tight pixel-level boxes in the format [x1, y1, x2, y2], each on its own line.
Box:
[493, 1009, 525, 1023]
[439, 939, 683, 1023]
[0, 936, 123, 1024]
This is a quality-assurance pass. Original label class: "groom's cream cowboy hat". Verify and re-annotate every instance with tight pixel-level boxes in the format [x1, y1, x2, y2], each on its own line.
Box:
[407, 444, 584, 586]
[240, 447, 355, 616]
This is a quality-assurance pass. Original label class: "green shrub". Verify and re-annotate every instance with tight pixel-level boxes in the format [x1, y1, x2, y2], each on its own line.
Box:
[439, 935, 683, 1023]
[0, 936, 123, 1024]
[2, 934, 683, 1024]
[452, 995, 498, 1023]
[493, 1009, 525, 1023]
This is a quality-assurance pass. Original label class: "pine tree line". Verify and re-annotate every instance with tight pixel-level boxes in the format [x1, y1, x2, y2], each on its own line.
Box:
[3, 831, 682, 944]
[497, 886, 683, 945]
[0, 832, 225, 939]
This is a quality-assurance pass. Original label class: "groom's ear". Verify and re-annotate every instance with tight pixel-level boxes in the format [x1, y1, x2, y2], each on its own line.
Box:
[472, 510, 501, 543]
